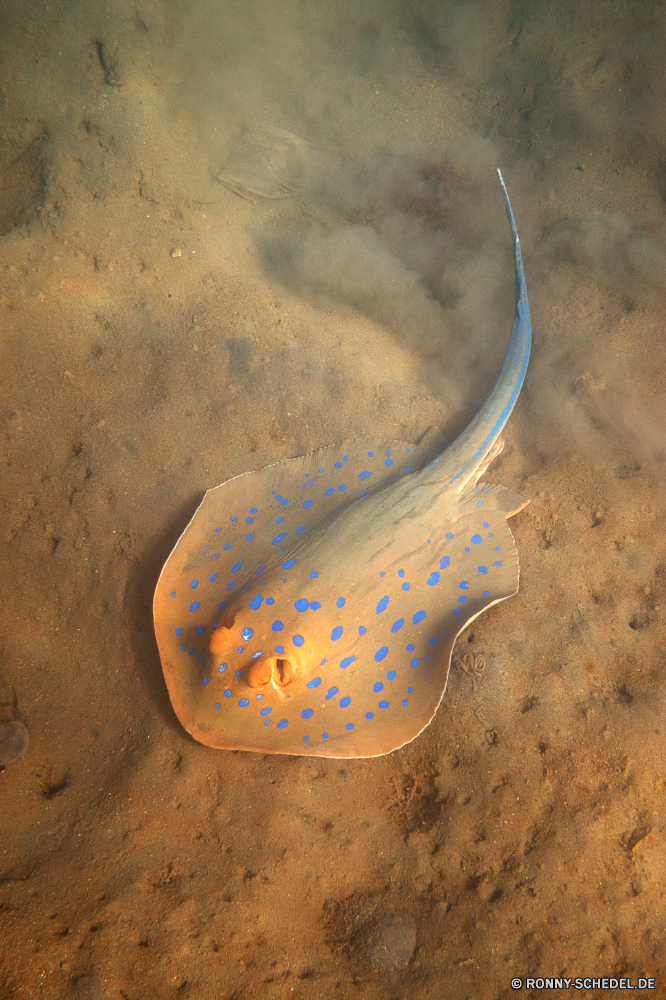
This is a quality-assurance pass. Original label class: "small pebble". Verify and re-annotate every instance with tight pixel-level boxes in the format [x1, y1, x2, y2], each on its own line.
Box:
[0, 721, 28, 764]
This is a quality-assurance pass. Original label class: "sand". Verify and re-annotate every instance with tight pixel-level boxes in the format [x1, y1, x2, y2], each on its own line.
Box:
[1, 0, 665, 997]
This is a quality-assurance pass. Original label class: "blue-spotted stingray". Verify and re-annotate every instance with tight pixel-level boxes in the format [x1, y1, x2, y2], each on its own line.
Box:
[154, 169, 532, 758]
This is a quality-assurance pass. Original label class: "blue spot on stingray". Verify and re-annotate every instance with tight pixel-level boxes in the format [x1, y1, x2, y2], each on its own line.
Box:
[293, 635, 305, 647]
[374, 682, 383, 693]
[453, 608, 462, 616]
[368, 451, 374, 457]
[359, 625, 367, 636]
[325, 687, 338, 700]
[402, 699, 409, 706]
[310, 601, 321, 610]
[359, 470, 371, 480]
[334, 461, 342, 468]
[307, 677, 322, 689]
[218, 664, 227, 673]
[398, 569, 405, 577]
[275, 645, 284, 654]
[340, 696, 351, 708]
[440, 556, 450, 570]
[224, 689, 232, 698]
[412, 610, 426, 624]
[338, 484, 348, 491]
[223, 542, 232, 551]
[174, 628, 183, 636]
[410, 658, 419, 667]
[337, 597, 346, 609]
[429, 636, 438, 645]
[282, 558, 296, 571]
[495, 560, 503, 567]
[190, 580, 199, 590]
[310, 570, 319, 579]
[345, 723, 354, 731]
[476, 501, 484, 508]
[202, 677, 209, 685]
[209, 573, 218, 583]
[391, 618, 405, 633]
[478, 566, 488, 574]
[471, 534, 482, 544]
[218, 602, 226, 611]
[376, 596, 389, 614]
[266, 597, 275, 605]
[385, 451, 391, 456]
[340, 656, 356, 669]
[301, 708, 313, 719]
[276, 516, 285, 524]
[380, 571, 386, 578]
[179, 644, 186, 652]
[245, 533, 254, 541]
[277, 719, 288, 729]
[402, 582, 410, 591]
[303, 500, 313, 509]
[387, 670, 396, 680]
[406, 644, 414, 652]
[322, 732, 329, 740]
[331, 626, 343, 641]
[189, 602, 200, 612]
[279, 498, 289, 506]
[379, 700, 389, 709]
[445, 532, 454, 540]
[458, 595, 467, 603]
[483, 590, 490, 596]
[302, 735, 309, 742]
[242, 627, 254, 640]
[213, 554, 220, 561]
[230, 517, 237, 523]
[325, 488, 335, 496]
[460, 581, 469, 590]
[245, 517, 254, 525]
[260, 706, 272, 716]
[294, 598, 309, 612]
[374, 646, 389, 662]
[227, 579, 237, 591]
[252, 651, 262, 660]
[238, 698, 249, 707]
[295, 525, 306, 535]
[427, 572, 440, 586]
[249, 508, 257, 515]
[214, 702, 220, 710]
[384, 459, 393, 466]
[249, 595, 264, 610]
[408, 686, 413, 694]
[272, 621, 283, 631]
[272, 533, 287, 544]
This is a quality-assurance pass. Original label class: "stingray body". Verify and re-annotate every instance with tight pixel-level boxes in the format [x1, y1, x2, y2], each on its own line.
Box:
[154, 170, 532, 758]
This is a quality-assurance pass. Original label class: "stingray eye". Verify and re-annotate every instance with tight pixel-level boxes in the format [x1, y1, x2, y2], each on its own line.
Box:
[247, 660, 272, 688]
[209, 627, 231, 656]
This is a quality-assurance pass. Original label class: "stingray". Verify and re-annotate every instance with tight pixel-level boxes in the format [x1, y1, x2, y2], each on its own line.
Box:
[154, 169, 532, 759]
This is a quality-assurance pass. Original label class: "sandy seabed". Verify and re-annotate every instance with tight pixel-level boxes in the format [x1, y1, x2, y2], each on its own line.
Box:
[1, 1, 666, 998]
